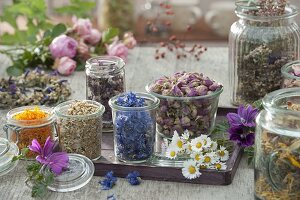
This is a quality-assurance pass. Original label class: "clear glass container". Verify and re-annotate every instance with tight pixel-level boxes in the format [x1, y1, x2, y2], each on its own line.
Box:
[86, 56, 125, 132]
[229, 1, 300, 105]
[54, 100, 105, 160]
[0, 137, 19, 176]
[146, 84, 223, 139]
[109, 92, 160, 163]
[255, 88, 300, 200]
[281, 60, 300, 88]
[4, 106, 56, 159]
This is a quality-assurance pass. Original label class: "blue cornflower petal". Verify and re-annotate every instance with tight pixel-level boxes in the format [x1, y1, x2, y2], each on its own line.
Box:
[107, 194, 116, 200]
[99, 171, 117, 190]
[126, 171, 141, 186]
[116, 92, 146, 107]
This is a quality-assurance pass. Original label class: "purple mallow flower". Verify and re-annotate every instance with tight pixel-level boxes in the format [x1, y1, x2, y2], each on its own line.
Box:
[226, 105, 258, 128]
[29, 136, 69, 175]
[228, 126, 255, 147]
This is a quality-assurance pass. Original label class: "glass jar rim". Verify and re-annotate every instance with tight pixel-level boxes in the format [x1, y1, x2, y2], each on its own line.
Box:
[6, 105, 55, 127]
[263, 88, 300, 117]
[54, 100, 105, 119]
[85, 56, 125, 75]
[109, 92, 160, 111]
[235, 1, 298, 21]
[145, 83, 223, 100]
[281, 60, 300, 80]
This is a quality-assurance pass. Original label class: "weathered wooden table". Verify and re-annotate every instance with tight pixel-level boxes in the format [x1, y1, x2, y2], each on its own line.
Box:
[0, 46, 254, 200]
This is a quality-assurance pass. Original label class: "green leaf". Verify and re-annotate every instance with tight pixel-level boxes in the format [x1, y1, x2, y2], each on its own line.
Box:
[75, 62, 85, 71]
[244, 146, 254, 166]
[54, 0, 96, 18]
[102, 27, 119, 43]
[12, 147, 29, 162]
[43, 30, 52, 38]
[6, 66, 24, 76]
[211, 121, 230, 135]
[253, 99, 263, 110]
[51, 23, 67, 38]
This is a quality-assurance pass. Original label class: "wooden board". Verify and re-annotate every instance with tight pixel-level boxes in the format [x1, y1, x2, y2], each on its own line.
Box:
[93, 107, 243, 185]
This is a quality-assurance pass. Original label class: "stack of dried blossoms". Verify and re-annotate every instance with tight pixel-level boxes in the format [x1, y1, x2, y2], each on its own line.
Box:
[114, 92, 155, 162]
[0, 68, 71, 108]
[164, 130, 229, 179]
[282, 64, 300, 88]
[12, 106, 53, 158]
[255, 101, 300, 200]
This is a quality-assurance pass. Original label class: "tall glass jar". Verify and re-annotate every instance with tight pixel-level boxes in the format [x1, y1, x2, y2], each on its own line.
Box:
[54, 100, 105, 160]
[4, 106, 56, 159]
[229, 1, 300, 105]
[109, 92, 160, 163]
[281, 60, 300, 88]
[86, 56, 125, 132]
[255, 88, 300, 200]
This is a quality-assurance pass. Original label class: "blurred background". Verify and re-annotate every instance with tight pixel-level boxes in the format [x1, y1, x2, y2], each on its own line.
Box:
[0, 0, 300, 43]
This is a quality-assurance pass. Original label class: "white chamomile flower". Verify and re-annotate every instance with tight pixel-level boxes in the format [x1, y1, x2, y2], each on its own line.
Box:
[217, 146, 229, 161]
[171, 131, 185, 151]
[184, 142, 193, 154]
[182, 160, 201, 179]
[200, 152, 218, 164]
[198, 163, 209, 170]
[199, 135, 212, 148]
[180, 130, 190, 141]
[210, 141, 218, 151]
[190, 152, 202, 162]
[190, 137, 204, 152]
[213, 161, 227, 170]
[165, 146, 178, 159]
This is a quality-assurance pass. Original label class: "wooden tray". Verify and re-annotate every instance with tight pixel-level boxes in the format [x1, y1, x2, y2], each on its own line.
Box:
[94, 107, 243, 185]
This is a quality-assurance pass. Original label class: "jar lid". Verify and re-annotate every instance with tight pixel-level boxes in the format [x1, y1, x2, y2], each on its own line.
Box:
[40, 154, 94, 192]
[0, 137, 19, 176]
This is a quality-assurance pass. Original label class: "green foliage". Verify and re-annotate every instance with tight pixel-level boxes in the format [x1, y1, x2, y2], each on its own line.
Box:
[253, 99, 264, 110]
[244, 146, 255, 165]
[102, 27, 120, 43]
[55, 0, 96, 18]
[12, 147, 29, 162]
[0, 0, 53, 45]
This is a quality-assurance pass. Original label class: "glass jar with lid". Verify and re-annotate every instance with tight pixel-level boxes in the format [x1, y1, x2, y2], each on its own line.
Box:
[255, 88, 300, 199]
[86, 56, 125, 132]
[229, 1, 300, 105]
[281, 60, 300, 88]
[4, 106, 56, 159]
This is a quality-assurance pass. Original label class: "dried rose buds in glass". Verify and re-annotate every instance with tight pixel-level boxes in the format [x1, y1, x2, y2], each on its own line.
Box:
[281, 61, 300, 88]
[146, 72, 223, 138]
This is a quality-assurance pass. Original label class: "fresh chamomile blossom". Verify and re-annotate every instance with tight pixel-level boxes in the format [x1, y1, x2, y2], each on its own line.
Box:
[184, 142, 193, 154]
[166, 146, 178, 159]
[190, 137, 205, 152]
[213, 161, 227, 170]
[182, 160, 201, 179]
[198, 163, 209, 170]
[217, 146, 229, 161]
[199, 134, 212, 149]
[190, 152, 202, 162]
[171, 131, 185, 152]
[210, 141, 218, 151]
[180, 130, 190, 141]
[200, 152, 218, 164]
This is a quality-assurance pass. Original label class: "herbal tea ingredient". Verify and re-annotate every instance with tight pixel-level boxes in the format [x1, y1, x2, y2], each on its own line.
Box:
[282, 65, 300, 88]
[57, 101, 102, 159]
[113, 92, 155, 162]
[0, 68, 71, 108]
[149, 71, 222, 137]
[11, 106, 53, 158]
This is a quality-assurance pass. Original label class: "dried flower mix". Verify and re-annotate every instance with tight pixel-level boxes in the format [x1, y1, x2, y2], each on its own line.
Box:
[147, 72, 222, 138]
[282, 64, 300, 88]
[110, 92, 156, 162]
[0, 68, 71, 108]
[56, 100, 103, 160]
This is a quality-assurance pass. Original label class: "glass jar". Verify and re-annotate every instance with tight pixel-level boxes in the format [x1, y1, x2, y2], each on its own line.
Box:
[281, 60, 300, 88]
[146, 84, 223, 139]
[229, 1, 300, 105]
[86, 56, 125, 132]
[255, 88, 300, 200]
[4, 106, 56, 159]
[54, 100, 105, 160]
[109, 92, 160, 163]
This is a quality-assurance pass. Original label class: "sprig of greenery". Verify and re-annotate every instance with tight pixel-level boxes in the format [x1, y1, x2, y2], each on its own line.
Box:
[54, 0, 96, 18]
[244, 146, 255, 165]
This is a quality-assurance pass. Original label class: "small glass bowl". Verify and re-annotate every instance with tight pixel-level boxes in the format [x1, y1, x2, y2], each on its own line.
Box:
[281, 61, 300, 88]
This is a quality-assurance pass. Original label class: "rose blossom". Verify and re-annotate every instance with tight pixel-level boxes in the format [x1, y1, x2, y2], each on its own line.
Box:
[72, 17, 92, 37]
[49, 35, 78, 58]
[123, 32, 137, 49]
[55, 57, 77, 76]
[85, 29, 102, 45]
[77, 40, 90, 59]
[107, 42, 129, 61]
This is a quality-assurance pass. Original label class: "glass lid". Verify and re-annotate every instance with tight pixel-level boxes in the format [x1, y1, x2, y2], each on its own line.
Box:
[0, 137, 19, 176]
[41, 153, 94, 192]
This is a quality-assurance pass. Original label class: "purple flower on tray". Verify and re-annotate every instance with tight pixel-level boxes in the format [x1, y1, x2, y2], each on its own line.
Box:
[29, 136, 69, 175]
[126, 171, 141, 186]
[226, 105, 259, 128]
[228, 126, 255, 147]
[99, 171, 118, 190]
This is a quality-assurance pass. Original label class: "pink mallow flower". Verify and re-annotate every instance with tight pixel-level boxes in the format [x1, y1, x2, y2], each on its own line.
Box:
[107, 41, 129, 61]
[123, 32, 137, 49]
[29, 136, 69, 175]
[54, 57, 77, 76]
[49, 35, 78, 59]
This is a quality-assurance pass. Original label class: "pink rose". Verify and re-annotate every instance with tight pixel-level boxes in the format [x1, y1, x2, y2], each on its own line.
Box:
[72, 17, 92, 37]
[85, 29, 102, 45]
[123, 32, 137, 49]
[49, 35, 78, 59]
[292, 65, 300, 76]
[77, 40, 90, 60]
[55, 57, 77, 76]
[107, 42, 129, 61]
